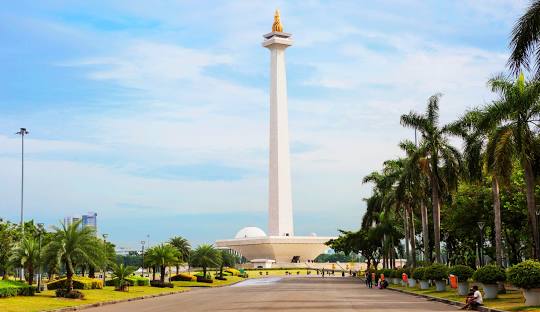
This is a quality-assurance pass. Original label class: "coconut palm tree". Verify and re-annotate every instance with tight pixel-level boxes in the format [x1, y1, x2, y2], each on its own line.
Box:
[401, 94, 461, 263]
[218, 250, 237, 278]
[43, 220, 103, 292]
[509, 0, 540, 77]
[480, 73, 540, 258]
[10, 236, 40, 286]
[190, 244, 221, 278]
[145, 244, 180, 283]
[168, 236, 191, 274]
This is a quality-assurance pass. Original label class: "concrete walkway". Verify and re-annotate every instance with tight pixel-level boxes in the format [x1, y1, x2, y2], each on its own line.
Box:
[87, 277, 459, 311]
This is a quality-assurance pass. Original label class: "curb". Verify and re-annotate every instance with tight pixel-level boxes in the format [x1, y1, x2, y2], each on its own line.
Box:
[387, 287, 508, 312]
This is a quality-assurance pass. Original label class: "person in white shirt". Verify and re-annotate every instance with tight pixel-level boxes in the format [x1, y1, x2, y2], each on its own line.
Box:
[461, 285, 483, 310]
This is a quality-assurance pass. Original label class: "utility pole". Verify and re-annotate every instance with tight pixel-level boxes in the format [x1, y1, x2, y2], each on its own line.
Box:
[16, 128, 29, 281]
[141, 240, 146, 277]
[102, 234, 108, 284]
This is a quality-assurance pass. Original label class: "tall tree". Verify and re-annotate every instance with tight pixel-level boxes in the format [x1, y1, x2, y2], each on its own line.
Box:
[145, 244, 180, 283]
[509, 0, 540, 77]
[168, 236, 191, 274]
[481, 73, 540, 258]
[401, 94, 461, 263]
[10, 237, 40, 286]
[190, 244, 221, 278]
[43, 220, 103, 292]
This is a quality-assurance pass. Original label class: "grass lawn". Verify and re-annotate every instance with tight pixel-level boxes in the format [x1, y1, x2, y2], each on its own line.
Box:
[171, 276, 244, 287]
[0, 286, 188, 312]
[390, 284, 540, 311]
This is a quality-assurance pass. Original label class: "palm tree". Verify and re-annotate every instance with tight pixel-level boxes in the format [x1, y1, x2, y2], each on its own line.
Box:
[145, 244, 179, 283]
[218, 250, 237, 278]
[401, 94, 461, 263]
[480, 73, 540, 258]
[10, 237, 40, 286]
[43, 220, 103, 292]
[110, 263, 137, 291]
[168, 236, 191, 274]
[509, 0, 540, 77]
[190, 244, 221, 278]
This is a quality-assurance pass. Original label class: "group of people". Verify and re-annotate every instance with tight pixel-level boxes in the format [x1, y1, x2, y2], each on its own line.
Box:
[364, 271, 388, 289]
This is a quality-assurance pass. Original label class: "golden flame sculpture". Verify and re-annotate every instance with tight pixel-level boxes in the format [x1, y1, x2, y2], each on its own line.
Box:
[272, 9, 283, 32]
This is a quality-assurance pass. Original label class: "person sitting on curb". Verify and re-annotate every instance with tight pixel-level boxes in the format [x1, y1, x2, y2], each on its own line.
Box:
[461, 285, 483, 310]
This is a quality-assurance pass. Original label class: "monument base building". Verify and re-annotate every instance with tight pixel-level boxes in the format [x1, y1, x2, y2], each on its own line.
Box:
[215, 11, 335, 267]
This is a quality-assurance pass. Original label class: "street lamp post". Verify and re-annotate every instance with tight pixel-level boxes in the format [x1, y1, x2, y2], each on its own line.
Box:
[477, 222, 485, 266]
[37, 223, 44, 292]
[102, 234, 108, 284]
[16, 128, 29, 281]
[141, 241, 145, 277]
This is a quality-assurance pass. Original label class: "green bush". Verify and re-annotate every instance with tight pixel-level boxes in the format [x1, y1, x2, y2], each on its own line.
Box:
[507, 260, 540, 289]
[390, 269, 400, 278]
[449, 265, 475, 282]
[424, 264, 449, 281]
[412, 267, 426, 280]
[473, 265, 506, 285]
[149, 280, 174, 288]
[196, 276, 214, 283]
[377, 269, 392, 279]
[170, 273, 196, 282]
[105, 276, 150, 286]
[55, 289, 84, 299]
[47, 277, 103, 290]
[0, 280, 36, 297]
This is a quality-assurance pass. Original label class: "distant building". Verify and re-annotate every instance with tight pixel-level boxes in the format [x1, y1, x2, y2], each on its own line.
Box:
[64, 212, 97, 232]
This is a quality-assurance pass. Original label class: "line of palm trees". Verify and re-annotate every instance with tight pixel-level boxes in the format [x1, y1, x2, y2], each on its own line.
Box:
[356, 0, 540, 268]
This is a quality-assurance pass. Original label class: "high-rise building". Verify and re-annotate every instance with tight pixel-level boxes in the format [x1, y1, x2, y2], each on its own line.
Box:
[64, 212, 97, 232]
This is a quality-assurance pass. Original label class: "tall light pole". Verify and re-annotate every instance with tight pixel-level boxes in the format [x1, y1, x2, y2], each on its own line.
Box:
[37, 223, 44, 292]
[15, 128, 29, 232]
[102, 234, 108, 284]
[477, 222, 485, 266]
[141, 240, 146, 277]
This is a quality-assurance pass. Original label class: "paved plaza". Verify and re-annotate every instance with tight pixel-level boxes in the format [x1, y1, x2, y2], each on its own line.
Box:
[87, 277, 458, 312]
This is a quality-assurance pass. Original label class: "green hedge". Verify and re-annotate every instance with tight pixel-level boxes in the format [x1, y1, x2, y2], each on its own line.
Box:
[449, 265, 474, 282]
[507, 260, 540, 289]
[47, 277, 103, 290]
[424, 264, 449, 281]
[473, 265, 506, 285]
[105, 276, 150, 286]
[412, 267, 426, 280]
[0, 280, 36, 297]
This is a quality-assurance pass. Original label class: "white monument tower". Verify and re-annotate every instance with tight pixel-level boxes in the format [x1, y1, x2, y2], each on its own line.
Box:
[215, 11, 334, 266]
[264, 10, 294, 237]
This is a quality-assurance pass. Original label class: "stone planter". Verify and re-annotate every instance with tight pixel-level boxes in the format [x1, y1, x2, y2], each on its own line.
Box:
[408, 279, 417, 287]
[393, 278, 400, 285]
[400, 280, 406, 287]
[420, 280, 429, 290]
[457, 282, 469, 296]
[523, 288, 540, 306]
[435, 280, 446, 292]
[483, 284, 498, 299]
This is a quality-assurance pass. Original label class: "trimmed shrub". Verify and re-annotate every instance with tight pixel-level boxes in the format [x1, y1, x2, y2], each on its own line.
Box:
[449, 265, 475, 282]
[105, 276, 150, 287]
[150, 280, 174, 288]
[0, 280, 36, 297]
[424, 264, 449, 281]
[47, 277, 103, 290]
[55, 289, 84, 299]
[170, 273, 197, 282]
[196, 276, 214, 283]
[222, 271, 232, 276]
[507, 260, 540, 289]
[389, 269, 400, 278]
[473, 265, 506, 285]
[412, 267, 426, 280]
[215, 276, 227, 281]
[225, 268, 241, 276]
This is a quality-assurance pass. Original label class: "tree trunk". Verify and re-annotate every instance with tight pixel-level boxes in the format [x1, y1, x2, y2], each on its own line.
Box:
[421, 201, 429, 261]
[176, 265, 179, 275]
[408, 206, 417, 268]
[160, 265, 165, 283]
[430, 173, 441, 263]
[89, 266, 95, 278]
[404, 207, 410, 264]
[492, 177, 503, 266]
[67, 271, 73, 292]
[152, 266, 156, 281]
[27, 267, 34, 286]
[203, 266, 207, 277]
[523, 159, 540, 259]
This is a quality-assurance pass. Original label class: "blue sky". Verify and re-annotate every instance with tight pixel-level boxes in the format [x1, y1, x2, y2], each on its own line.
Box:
[0, 0, 528, 250]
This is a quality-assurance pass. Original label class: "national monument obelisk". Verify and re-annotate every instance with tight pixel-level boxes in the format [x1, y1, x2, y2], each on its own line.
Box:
[215, 11, 334, 266]
[264, 10, 294, 237]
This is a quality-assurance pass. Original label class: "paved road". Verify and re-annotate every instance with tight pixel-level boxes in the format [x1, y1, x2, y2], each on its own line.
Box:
[88, 277, 459, 312]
